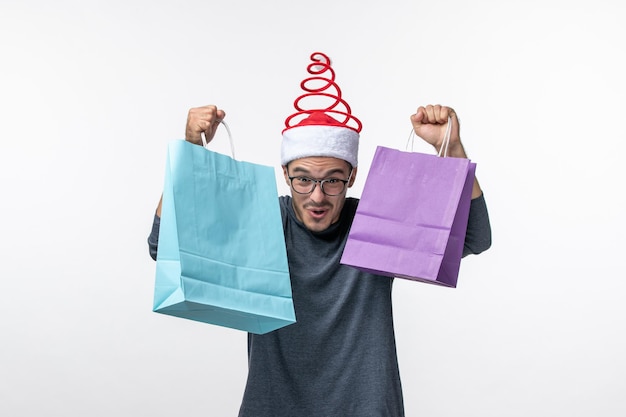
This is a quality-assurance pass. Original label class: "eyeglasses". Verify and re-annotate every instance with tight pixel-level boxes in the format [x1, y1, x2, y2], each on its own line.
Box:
[287, 170, 353, 196]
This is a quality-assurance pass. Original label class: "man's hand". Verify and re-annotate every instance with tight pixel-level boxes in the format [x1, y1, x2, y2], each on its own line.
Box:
[185, 105, 226, 145]
[410, 105, 467, 158]
[411, 105, 483, 198]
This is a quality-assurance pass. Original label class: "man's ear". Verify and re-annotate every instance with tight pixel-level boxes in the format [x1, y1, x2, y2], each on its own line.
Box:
[348, 166, 358, 187]
[282, 165, 290, 186]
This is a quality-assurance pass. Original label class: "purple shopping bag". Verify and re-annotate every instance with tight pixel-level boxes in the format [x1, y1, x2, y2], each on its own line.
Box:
[340, 146, 475, 288]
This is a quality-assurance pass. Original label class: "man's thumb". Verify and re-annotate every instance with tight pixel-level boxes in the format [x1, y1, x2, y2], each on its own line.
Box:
[410, 109, 424, 127]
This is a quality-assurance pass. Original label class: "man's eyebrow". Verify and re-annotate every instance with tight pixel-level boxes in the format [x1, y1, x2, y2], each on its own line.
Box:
[290, 167, 347, 177]
[290, 166, 311, 174]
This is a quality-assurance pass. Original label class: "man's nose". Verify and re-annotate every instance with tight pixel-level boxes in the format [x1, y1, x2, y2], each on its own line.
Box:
[309, 182, 326, 203]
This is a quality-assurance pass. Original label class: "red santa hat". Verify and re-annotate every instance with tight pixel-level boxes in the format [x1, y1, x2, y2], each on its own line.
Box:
[281, 52, 362, 167]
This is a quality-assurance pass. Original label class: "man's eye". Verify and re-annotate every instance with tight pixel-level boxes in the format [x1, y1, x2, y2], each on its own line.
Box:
[325, 179, 340, 184]
[297, 177, 312, 183]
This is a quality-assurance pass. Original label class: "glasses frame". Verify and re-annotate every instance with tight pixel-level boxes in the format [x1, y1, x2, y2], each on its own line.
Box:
[287, 169, 353, 196]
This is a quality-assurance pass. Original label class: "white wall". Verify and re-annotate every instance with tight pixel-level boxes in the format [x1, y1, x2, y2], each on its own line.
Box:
[1, 0, 624, 416]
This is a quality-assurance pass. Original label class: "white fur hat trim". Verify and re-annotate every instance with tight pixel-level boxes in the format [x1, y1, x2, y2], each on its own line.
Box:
[281, 125, 359, 167]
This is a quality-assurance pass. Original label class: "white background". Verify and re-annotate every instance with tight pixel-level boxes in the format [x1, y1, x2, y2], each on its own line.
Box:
[1, 0, 624, 416]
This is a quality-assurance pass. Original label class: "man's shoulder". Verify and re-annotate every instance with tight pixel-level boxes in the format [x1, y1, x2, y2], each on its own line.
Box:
[278, 195, 291, 212]
[278, 195, 291, 221]
[343, 197, 360, 218]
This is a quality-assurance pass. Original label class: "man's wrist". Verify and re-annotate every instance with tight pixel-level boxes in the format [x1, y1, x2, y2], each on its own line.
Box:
[436, 142, 468, 159]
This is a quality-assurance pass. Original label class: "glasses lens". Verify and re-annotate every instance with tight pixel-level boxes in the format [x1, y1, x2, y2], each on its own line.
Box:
[291, 177, 315, 194]
[321, 179, 345, 196]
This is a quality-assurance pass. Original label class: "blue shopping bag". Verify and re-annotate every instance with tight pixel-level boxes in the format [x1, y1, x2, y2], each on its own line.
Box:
[154, 136, 295, 334]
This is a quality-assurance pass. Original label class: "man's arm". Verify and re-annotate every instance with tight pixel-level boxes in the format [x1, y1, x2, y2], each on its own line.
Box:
[410, 105, 491, 255]
[147, 105, 226, 259]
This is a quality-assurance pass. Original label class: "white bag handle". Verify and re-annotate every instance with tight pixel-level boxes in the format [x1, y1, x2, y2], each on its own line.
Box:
[437, 116, 452, 158]
[405, 116, 453, 157]
[201, 120, 236, 160]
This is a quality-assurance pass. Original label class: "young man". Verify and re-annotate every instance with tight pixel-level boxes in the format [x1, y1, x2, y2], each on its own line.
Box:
[148, 54, 491, 417]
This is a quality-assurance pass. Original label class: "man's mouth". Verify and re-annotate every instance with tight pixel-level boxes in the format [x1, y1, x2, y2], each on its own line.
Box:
[306, 206, 329, 219]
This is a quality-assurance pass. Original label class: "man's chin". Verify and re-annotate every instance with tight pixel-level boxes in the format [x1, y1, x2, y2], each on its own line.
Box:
[303, 218, 331, 233]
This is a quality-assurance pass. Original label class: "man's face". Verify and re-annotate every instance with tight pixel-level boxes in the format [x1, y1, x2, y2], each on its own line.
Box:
[283, 157, 357, 232]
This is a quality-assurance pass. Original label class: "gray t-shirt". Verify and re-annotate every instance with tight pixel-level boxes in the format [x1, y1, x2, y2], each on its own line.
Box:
[148, 195, 491, 417]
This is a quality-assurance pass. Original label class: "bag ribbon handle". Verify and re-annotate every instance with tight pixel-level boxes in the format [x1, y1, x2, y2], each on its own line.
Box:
[201, 120, 236, 160]
[437, 116, 452, 158]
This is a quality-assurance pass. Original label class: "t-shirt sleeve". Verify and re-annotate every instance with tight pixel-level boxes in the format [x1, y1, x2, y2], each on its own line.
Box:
[462, 194, 492, 257]
[147, 214, 160, 261]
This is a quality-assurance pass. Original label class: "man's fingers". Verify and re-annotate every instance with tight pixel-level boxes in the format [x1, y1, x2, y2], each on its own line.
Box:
[418, 105, 455, 125]
[424, 105, 437, 124]
[410, 107, 425, 126]
[440, 106, 455, 124]
[193, 106, 225, 129]
[199, 118, 215, 132]
[186, 105, 226, 144]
